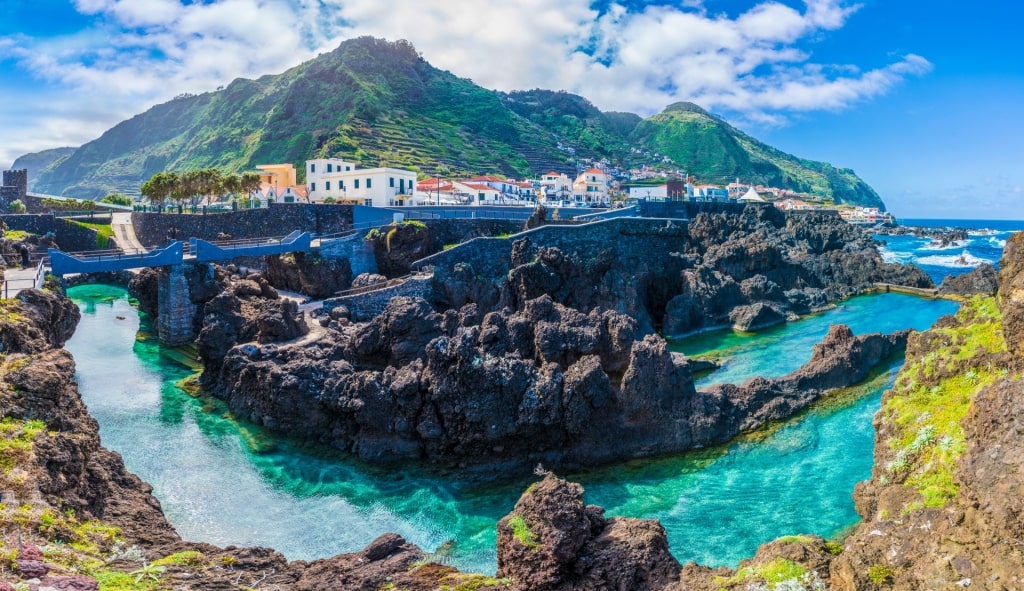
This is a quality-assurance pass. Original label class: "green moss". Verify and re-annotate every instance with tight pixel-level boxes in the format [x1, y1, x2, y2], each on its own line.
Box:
[439, 573, 512, 590]
[715, 558, 808, 589]
[152, 550, 205, 566]
[95, 568, 162, 591]
[0, 417, 45, 472]
[3, 230, 33, 241]
[825, 540, 845, 555]
[867, 564, 894, 585]
[507, 515, 539, 549]
[774, 535, 814, 545]
[880, 296, 1006, 509]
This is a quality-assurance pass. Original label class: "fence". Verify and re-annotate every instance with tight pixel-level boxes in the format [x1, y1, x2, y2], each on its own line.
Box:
[1, 258, 47, 299]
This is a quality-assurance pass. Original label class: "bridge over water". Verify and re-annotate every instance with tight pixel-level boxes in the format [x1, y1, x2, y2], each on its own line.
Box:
[44, 229, 361, 345]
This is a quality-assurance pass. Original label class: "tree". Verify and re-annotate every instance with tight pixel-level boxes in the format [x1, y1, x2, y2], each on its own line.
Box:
[222, 174, 241, 199]
[140, 171, 179, 204]
[100, 193, 132, 206]
[7, 199, 26, 213]
[240, 172, 262, 198]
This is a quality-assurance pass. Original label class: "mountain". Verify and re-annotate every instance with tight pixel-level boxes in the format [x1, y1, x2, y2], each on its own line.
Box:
[630, 102, 883, 207]
[11, 147, 77, 187]
[27, 37, 884, 209]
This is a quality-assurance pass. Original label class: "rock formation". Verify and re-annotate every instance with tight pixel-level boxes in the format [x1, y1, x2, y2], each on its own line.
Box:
[205, 286, 906, 474]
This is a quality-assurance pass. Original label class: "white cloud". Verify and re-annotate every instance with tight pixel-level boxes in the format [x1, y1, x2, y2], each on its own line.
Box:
[0, 0, 930, 168]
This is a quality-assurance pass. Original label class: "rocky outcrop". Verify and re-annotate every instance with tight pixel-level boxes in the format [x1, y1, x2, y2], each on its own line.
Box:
[496, 473, 680, 591]
[206, 287, 906, 474]
[661, 208, 932, 335]
[939, 262, 999, 296]
[0, 289, 178, 551]
[367, 221, 433, 277]
[264, 251, 352, 298]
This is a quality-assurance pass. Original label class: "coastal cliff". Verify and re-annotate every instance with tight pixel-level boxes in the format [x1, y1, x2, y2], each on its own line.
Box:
[1, 232, 1021, 588]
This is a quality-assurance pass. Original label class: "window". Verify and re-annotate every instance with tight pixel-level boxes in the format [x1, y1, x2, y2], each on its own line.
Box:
[325, 181, 331, 191]
[327, 163, 333, 173]
[364, 199, 372, 206]
[354, 179, 359, 189]
[346, 166, 352, 171]
[310, 163, 316, 173]
[310, 182, 316, 192]
[389, 177, 394, 187]
[366, 178, 372, 188]
[340, 181, 345, 190]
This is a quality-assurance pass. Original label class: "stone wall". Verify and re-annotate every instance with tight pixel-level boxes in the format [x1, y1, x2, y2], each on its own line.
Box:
[131, 204, 354, 247]
[0, 169, 27, 210]
[1, 214, 112, 251]
[319, 233, 378, 277]
[413, 217, 690, 281]
[422, 219, 525, 251]
[635, 200, 748, 218]
[323, 274, 432, 321]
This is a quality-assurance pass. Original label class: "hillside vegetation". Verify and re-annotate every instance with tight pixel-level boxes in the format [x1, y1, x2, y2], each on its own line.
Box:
[26, 37, 884, 209]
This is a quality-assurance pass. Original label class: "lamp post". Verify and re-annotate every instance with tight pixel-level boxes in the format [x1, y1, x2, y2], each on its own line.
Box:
[436, 172, 440, 206]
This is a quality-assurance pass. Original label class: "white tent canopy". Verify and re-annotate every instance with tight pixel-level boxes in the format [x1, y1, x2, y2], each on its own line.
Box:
[739, 186, 766, 202]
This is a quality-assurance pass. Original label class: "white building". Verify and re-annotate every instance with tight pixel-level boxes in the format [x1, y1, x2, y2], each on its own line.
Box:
[629, 185, 668, 200]
[572, 168, 610, 205]
[305, 158, 417, 207]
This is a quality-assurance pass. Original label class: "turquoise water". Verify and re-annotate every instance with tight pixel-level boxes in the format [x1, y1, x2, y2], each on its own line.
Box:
[675, 293, 959, 388]
[66, 285, 958, 572]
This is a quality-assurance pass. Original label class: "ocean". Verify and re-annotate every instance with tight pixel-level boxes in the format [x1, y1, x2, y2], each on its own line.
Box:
[876, 218, 1024, 284]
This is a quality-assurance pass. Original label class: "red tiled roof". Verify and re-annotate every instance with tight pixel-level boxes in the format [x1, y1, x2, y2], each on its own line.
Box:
[462, 182, 499, 192]
[583, 168, 605, 175]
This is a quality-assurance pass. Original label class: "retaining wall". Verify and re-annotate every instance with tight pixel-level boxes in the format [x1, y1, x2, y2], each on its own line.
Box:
[1, 214, 111, 251]
[323, 275, 433, 321]
[131, 204, 354, 247]
[319, 233, 378, 277]
[413, 217, 690, 281]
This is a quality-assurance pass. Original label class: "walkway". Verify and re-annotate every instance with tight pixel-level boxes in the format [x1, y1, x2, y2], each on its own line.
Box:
[1, 261, 47, 299]
[110, 212, 146, 251]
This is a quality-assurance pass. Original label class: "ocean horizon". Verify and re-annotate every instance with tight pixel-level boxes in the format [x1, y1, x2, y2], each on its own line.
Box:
[900, 217, 1024, 231]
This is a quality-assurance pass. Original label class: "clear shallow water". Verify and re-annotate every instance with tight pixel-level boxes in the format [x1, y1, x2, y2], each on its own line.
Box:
[675, 293, 959, 389]
[66, 284, 958, 573]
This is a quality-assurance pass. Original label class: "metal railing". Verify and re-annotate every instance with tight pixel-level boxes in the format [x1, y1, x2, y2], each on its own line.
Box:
[1, 258, 48, 299]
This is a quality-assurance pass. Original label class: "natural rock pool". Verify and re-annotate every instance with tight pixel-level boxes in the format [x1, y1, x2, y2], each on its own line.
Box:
[66, 285, 958, 574]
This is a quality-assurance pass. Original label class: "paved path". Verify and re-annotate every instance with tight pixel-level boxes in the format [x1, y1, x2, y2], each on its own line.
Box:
[2, 265, 43, 299]
[110, 213, 146, 251]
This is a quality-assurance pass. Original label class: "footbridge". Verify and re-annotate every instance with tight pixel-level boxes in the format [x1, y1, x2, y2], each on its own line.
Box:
[47, 230, 315, 275]
[46, 230, 358, 346]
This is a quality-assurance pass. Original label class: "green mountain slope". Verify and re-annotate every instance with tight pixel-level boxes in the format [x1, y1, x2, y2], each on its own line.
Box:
[629, 102, 884, 208]
[11, 147, 77, 189]
[29, 37, 884, 209]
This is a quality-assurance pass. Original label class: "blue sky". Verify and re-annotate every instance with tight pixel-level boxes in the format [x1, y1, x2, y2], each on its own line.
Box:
[1, 0, 1022, 219]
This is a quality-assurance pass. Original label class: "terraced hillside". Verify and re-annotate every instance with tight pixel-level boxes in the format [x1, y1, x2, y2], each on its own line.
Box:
[25, 37, 885, 209]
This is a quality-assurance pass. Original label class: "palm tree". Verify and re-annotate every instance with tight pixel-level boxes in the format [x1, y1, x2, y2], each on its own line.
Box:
[240, 172, 262, 206]
[222, 174, 241, 200]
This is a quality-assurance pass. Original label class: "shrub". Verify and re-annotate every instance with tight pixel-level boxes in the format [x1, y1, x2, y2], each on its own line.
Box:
[7, 199, 26, 213]
[867, 564, 894, 585]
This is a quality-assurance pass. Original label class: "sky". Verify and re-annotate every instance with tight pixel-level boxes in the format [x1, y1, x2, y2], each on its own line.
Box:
[0, 0, 1022, 219]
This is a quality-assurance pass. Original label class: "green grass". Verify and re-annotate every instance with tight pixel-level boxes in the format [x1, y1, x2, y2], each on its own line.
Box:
[72, 221, 115, 249]
[882, 296, 1006, 509]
